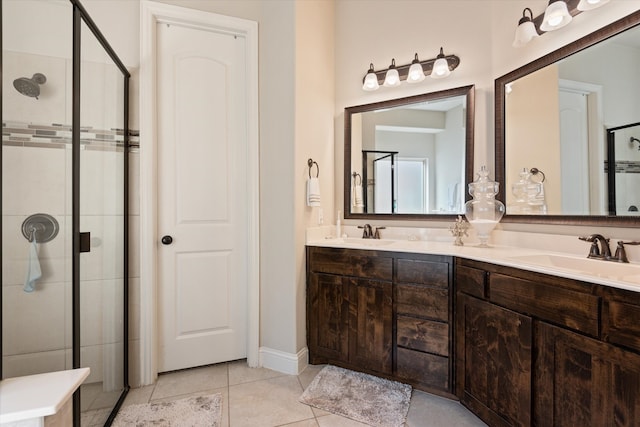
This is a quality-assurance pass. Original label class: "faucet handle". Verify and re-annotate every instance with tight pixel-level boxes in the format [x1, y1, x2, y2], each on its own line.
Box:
[579, 236, 601, 257]
[373, 226, 385, 239]
[614, 241, 640, 263]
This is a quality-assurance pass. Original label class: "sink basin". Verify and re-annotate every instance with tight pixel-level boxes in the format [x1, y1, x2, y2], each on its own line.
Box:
[341, 238, 395, 247]
[507, 254, 640, 281]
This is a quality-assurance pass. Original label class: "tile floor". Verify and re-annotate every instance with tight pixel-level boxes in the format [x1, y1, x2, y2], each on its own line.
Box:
[87, 360, 487, 426]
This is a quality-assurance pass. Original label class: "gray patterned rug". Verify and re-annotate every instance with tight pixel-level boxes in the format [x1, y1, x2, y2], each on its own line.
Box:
[112, 393, 222, 427]
[299, 365, 412, 427]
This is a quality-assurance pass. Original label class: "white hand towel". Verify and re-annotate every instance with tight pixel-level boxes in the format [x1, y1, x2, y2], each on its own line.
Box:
[353, 184, 364, 208]
[307, 177, 321, 207]
[24, 236, 42, 293]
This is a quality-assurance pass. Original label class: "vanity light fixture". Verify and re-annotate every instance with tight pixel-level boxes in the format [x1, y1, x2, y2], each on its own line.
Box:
[362, 48, 460, 91]
[362, 63, 379, 91]
[431, 48, 451, 79]
[383, 59, 401, 87]
[513, 8, 539, 48]
[540, 0, 572, 32]
[514, 0, 611, 47]
[577, 0, 610, 11]
[407, 54, 426, 83]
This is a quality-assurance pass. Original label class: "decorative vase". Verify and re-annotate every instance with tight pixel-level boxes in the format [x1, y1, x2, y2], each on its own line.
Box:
[464, 166, 505, 247]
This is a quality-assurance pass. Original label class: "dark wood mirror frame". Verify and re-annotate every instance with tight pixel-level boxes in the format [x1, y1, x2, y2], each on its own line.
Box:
[344, 85, 475, 221]
[495, 10, 640, 226]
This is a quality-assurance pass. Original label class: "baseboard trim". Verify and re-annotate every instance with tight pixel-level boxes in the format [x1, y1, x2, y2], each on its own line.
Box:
[259, 346, 308, 375]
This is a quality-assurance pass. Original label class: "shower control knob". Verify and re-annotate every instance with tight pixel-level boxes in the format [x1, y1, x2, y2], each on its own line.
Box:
[161, 235, 173, 245]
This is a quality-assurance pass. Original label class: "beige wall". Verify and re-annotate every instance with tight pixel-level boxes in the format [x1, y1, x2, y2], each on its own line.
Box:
[505, 65, 561, 212]
[75, 0, 640, 385]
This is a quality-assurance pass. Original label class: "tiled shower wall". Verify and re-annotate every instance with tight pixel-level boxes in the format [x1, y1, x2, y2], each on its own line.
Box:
[611, 125, 640, 215]
[1, 127, 138, 386]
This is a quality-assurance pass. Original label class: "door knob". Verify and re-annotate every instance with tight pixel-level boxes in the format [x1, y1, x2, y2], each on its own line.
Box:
[161, 235, 173, 245]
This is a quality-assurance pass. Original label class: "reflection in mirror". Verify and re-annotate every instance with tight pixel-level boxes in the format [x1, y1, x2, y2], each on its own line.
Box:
[607, 122, 640, 216]
[496, 10, 640, 224]
[345, 85, 475, 220]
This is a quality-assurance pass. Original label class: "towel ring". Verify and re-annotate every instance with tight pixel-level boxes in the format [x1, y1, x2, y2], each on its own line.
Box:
[21, 213, 59, 243]
[352, 172, 362, 185]
[530, 167, 545, 183]
[308, 158, 319, 178]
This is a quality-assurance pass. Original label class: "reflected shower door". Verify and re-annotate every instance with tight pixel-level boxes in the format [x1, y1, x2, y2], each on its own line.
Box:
[78, 16, 127, 426]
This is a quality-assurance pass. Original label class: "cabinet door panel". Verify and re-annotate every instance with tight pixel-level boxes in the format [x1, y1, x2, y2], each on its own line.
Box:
[348, 278, 393, 374]
[536, 322, 640, 427]
[307, 273, 349, 362]
[459, 294, 532, 427]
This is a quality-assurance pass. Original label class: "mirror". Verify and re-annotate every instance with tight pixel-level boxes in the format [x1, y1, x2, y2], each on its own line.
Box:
[344, 85, 475, 220]
[496, 10, 640, 225]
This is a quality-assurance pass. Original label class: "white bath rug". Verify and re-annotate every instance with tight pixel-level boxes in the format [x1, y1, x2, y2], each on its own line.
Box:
[299, 365, 412, 427]
[112, 393, 222, 427]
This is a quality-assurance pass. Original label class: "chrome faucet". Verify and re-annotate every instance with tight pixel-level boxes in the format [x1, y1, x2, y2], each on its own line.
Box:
[579, 234, 612, 259]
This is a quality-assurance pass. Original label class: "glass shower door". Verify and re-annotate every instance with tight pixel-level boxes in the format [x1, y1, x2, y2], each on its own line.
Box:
[77, 15, 127, 426]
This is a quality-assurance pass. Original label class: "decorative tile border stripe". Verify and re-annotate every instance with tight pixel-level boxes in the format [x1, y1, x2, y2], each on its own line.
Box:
[3, 121, 140, 150]
[604, 160, 640, 174]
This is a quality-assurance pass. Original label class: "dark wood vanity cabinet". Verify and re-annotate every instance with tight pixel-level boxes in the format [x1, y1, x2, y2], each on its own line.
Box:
[456, 258, 640, 427]
[307, 247, 394, 375]
[307, 246, 453, 395]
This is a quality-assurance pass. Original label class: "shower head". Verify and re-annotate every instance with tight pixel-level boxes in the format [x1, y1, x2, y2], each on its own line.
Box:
[631, 137, 640, 151]
[13, 73, 46, 99]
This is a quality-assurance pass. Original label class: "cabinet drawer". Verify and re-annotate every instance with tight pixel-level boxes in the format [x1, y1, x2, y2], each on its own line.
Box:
[396, 316, 448, 356]
[396, 259, 448, 288]
[396, 347, 448, 391]
[490, 273, 599, 337]
[396, 284, 448, 321]
[308, 247, 392, 281]
[604, 301, 640, 353]
[456, 265, 486, 298]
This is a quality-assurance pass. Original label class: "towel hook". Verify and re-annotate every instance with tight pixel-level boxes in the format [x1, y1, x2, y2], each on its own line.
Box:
[308, 158, 319, 178]
[352, 172, 362, 185]
[530, 167, 545, 183]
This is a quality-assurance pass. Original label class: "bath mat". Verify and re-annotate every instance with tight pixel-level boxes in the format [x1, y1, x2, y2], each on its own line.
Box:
[299, 365, 412, 427]
[112, 393, 222, 427]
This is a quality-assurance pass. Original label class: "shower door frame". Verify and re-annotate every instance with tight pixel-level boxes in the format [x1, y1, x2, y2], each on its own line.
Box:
[0, 0, 131, 425]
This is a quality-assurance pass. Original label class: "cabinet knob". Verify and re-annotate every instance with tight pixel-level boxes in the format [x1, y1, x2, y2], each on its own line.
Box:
[161, 235, 173, 245]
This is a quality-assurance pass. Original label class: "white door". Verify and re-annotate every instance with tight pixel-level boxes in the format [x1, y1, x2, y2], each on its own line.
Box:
[156, 22, 248, 372]
[559, 89, 590, 214]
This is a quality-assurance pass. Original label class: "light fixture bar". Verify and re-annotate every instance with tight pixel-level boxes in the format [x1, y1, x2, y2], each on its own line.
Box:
[363, 54, 460, 86]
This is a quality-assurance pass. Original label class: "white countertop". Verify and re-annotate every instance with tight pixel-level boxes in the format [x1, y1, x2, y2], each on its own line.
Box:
[306, 232, 640, 294]
[0, 368, 90, 424]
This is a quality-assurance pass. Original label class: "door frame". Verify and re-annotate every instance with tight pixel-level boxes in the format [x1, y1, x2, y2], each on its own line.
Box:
[139, 0, 259, 386]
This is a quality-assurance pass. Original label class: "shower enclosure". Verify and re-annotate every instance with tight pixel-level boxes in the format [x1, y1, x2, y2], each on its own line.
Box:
[1, 0, 129, 425]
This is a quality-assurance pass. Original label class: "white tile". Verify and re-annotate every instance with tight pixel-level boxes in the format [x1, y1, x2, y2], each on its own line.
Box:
[228, 359, 285, 386]
[122, 384, 155, 406]
[79, 214, 125, 281]
[228, 375, 314, 427]
[128, 215, 140, 278]
[2, 51, 69, 124]
[315, 414, 370, 427]
[81, 344, 104, 384]
[128, 277, 140, 340]
[80, 149, 125, 216]
[128, 152, 140, 216]
[405, 390, 487, 427]
[151, 363, 228, 400]
[1, 349, 66, 378]
[2, 282, 66, 354]
[80, 278, 124, 346]
[2, 145, 67, 215]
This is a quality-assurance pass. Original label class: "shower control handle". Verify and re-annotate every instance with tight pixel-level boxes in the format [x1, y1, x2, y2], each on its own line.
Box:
[161, 235, 173, 245]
